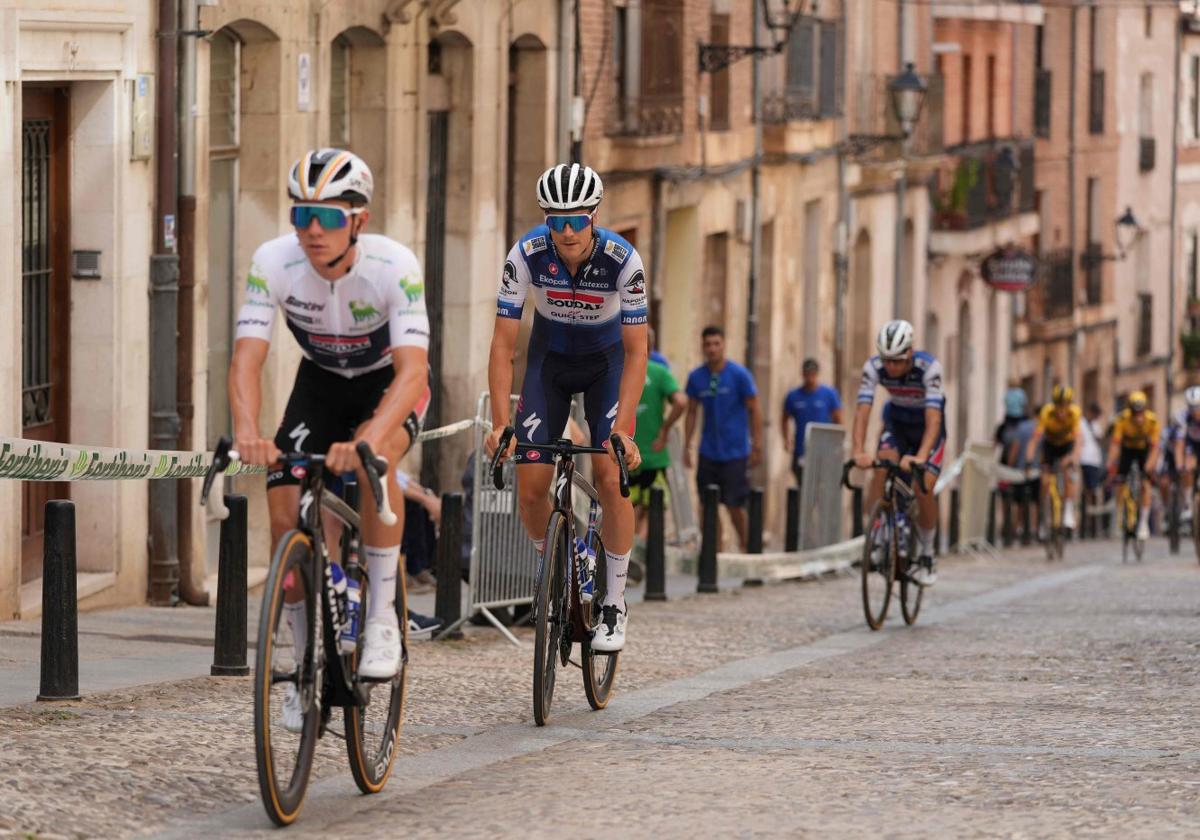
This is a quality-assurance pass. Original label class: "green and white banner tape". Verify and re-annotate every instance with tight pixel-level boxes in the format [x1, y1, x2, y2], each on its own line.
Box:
[0, 419, 479, 482]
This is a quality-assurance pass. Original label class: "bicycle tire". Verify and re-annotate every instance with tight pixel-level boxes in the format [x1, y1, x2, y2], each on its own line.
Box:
[344, 559, 407, 795]
[582, 537, 619, 711]
[255, 530, 321, 827]
[1168, 481, 1181, 555]
[1193, 495, 1200, 564]
[899, 569, 923, 624]
[534, 511, 569, 726]
[861, 503, 896, 631]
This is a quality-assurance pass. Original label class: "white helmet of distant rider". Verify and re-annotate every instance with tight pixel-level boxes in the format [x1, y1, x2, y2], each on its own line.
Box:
[876, 319, 914, 360]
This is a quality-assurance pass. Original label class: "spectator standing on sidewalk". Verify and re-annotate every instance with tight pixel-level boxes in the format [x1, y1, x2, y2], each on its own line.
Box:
[994, 387, 1039, 544]
[1079, 403, 1106, 508]
[631, 334, 687, 537]
[780, 358, 843, 490]
[683, 325, 762, 551]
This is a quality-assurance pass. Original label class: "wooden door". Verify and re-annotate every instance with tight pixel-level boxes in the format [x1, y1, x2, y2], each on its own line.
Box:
[20, 87, 71, 583]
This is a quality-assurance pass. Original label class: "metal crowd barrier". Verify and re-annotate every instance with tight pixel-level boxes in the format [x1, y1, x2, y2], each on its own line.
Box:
[797, 423, 846, 550]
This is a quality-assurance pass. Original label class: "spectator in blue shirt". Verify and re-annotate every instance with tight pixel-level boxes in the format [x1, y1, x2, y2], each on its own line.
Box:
[781, 358, 843, 489]
[648, 326, 670, 369]
[683, 325, 762, 550]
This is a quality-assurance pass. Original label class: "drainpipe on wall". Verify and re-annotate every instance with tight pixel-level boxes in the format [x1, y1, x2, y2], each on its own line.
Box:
[1067, 6, 1078, 396]
[1167, 18, 1182, 410]
[176, 0, 207, 607]
[745, 0, 762, 368]
[149, 0, 182, 605]
[557, 0, 577, 160]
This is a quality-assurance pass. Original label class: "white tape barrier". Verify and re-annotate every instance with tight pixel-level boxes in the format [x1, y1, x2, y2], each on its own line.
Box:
[0, 419, 478, 483]
[933, 451, 1032, 496]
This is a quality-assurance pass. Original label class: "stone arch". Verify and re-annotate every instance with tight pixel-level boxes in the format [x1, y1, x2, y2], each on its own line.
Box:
[507, 33, 552, 243]
[330, 25, 389, 225]
[846, 228, 873, 397]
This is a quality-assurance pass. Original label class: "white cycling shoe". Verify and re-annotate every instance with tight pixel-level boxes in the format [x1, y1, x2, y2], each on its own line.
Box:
[1063, 506, 1077, 531]
[1136, 521, 1151, 541]
[591, 604, 627, 653]
[281, 684, 305, 733]
[358, 617, 402, 680]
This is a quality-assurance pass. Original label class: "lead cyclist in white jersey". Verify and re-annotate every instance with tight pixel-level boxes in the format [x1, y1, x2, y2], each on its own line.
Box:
[229, 149, 430, 696]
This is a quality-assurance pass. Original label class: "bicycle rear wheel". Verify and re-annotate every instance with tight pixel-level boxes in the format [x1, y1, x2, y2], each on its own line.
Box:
[344, 558, 407, 795]
[534, 511, 569, 726]
[861, 504, 896, 631]
[582, 537, 619, 710]
[899, 574, 923, 625]
[255, 530, 321, 826]
[1168, 481, 1181, 555]
[1193, 494, 1200, 564]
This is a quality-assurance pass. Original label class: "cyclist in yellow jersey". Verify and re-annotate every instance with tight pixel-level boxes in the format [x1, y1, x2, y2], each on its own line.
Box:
[1025, 385, 1082, 532]
[1106, 390, 1160, 540]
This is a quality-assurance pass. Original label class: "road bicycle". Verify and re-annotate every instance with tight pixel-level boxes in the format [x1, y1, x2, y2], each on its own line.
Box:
[490, 427, 630, 726]
[1115, 459, 1146, 564]
[1040, 459, 1067, 561]
[202, 437, 406, 826]
[843, 459, 928, 631]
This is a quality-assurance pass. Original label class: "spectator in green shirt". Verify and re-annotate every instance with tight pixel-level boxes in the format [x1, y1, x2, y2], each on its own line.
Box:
[631, 339, 686, 537]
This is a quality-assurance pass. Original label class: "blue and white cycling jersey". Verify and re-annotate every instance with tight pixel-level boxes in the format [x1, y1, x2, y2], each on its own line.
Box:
[857, 351, 946, 427]
[1173, 407, 1200, 444]
[497, 225, 648, 355]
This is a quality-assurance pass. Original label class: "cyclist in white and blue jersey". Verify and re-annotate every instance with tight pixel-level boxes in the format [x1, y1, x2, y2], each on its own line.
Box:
[851, 319, 946, 586]
[1173, 387, 1200, 504]
[485, 164, 649, 652]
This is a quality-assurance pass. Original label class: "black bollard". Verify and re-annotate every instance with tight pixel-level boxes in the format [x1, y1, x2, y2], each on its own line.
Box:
[39, 500, 80, 701]
[435, 493, 465, 639]
[986, 489, 997, 545]
[211, 495, 249, 676]
[785, 487, 800, 552]
[698, 484, 719, 593]
[852, 487, 864, 538]
[949, 489, 960, 552]
[1020, 496, 1032, 545]
[1080, 488, 1090, 539]
[644, 487, 667, 601]
[747, 488, 763, 555]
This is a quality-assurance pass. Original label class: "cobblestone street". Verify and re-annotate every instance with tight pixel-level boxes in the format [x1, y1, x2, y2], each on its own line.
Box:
[2, 541, 1199, 838]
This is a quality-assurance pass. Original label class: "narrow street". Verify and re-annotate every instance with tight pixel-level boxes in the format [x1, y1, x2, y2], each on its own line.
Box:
[3, 541, 1198, 838]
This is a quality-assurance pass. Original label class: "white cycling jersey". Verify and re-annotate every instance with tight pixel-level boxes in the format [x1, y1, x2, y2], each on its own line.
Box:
[235, 233, 429, 379]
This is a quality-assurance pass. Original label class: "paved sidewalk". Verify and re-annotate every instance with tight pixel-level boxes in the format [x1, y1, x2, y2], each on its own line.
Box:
[0, 570, 738, 708]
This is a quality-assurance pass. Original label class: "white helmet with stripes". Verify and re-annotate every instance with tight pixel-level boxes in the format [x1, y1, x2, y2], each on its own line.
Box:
[876, 319, 915, 359]
[288, 148, 373, 206]
[1186, 386, 1200, 407]
[536, 163, 604, 211]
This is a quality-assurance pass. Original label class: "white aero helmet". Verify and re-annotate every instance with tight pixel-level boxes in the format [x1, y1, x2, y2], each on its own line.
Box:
[288, 148, 373, 206]
[1187, 386, 1200, 407]
[876, 319, 915, 359]
[536, 163, 604, 211]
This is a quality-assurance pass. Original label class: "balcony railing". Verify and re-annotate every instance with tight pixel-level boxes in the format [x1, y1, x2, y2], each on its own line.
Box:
[1082, 243, 1103, 305]
[614, 92, 684, 137]
[931, 138, 1036, 231]
[1089, 70, 1105, 135]
[1139, 137, 1156, 172]
[1034, 69, 1051, 138]
[1041, 249, 1075, 321]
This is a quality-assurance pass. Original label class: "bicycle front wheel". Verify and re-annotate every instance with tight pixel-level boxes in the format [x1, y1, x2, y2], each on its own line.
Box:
[255, 530, 321, 826]
[582, 537, 619, 710]
[534, 511, 569, 726]
[861, 504, 896, 631]
[344, 560, 407, 795]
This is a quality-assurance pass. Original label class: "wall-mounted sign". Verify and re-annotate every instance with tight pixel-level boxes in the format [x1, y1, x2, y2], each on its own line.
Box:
[981, 246, 1038, 292]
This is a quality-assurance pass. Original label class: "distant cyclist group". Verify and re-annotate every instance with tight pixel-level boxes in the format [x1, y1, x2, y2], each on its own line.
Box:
[214, 146, 1188, 824]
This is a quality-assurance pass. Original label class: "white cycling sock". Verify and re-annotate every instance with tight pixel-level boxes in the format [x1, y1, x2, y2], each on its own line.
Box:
[364, 544, 400, 625]
[918, 527, 935, 556]
[603, 549, 630, 609]
[1065, 498, 1076, 516]
[283, 601, 307, 665]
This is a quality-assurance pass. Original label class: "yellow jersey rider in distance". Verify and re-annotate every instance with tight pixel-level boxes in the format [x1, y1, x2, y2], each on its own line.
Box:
[1107, 390, 1161, 541]
[1025, 385, 1083, 533]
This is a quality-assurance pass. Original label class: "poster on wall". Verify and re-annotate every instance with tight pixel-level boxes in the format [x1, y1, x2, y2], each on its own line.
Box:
[981, 246, 1038, 292]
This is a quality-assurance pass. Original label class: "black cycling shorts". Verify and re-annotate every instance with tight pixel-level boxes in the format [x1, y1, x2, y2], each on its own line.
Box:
[267, 359, 426, 489]
[514, 338, 624, 456]
[1117, 447, 1149, 480]
[1041, 440, 1073, 466]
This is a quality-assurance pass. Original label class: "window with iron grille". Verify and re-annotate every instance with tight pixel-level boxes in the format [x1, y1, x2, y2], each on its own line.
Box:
[785, 18, 816, 119]
[1042, 249, 1074, 320]
[209, 30, 240, 150]
[636, 0, 684, 135]
[817, 21, 841, 118]
[1089, 70, 1105, 134]
[330, 37, 351, 147]
[1034, 69, 1051, 138]
[709, 14, 731, 130]
[1137, 293, 1153, 356]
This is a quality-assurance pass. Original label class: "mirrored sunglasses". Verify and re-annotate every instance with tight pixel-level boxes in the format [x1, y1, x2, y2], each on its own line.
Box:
[290, 203, 360, 230]
[545, 212, 594, 233]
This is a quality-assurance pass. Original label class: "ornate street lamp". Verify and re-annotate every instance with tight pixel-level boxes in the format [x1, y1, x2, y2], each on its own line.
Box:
[1081, 206, 1144, 268]
[889, 62, 927, 139]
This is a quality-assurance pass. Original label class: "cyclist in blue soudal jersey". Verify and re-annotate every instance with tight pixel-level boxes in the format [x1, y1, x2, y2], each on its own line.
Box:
[851, 319, 946, 586]
[1174, 386, 1200, 512]
[486, 163, 649, 653]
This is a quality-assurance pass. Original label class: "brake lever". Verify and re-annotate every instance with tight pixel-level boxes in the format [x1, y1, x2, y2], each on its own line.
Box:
[492, 426, 515, 490]
[610, 434, 631, 499]
[355, 442, 397, 527]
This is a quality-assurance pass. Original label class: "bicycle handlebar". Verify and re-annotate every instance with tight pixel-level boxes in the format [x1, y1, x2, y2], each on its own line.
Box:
[355, 441, 397, 527]
[841, 459, 928, 493]
[491, 426, 516, 490]
[489, 426, 629, 496]
[609, 434, 631, 498]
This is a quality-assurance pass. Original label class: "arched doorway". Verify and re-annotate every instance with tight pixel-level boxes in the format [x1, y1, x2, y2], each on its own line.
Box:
[423, 31, 474, 487]
[956, 300, 972, 454]
[330, 26, 388, 225]
[846, 228, 872, 397]
[507, 34, 550, 244]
